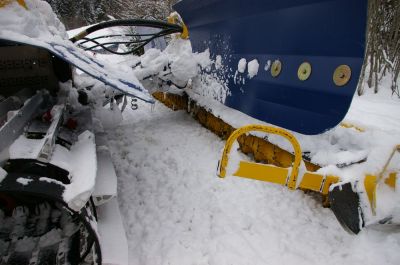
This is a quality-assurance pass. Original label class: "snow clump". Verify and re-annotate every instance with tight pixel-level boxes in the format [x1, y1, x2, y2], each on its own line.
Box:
[237, 58, 247, 73]
[0, 167, 7, 183]
[170, 52, 199, 81]
[17, 178, 33, 186]
[248, 59, 259, 79]
[215, 55, 223, 69]
[0, 0, 67, 40]
[264, 60, 271, 71]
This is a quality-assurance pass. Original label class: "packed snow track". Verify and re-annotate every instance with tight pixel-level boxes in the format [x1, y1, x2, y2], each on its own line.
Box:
[107, 102, 400, 265]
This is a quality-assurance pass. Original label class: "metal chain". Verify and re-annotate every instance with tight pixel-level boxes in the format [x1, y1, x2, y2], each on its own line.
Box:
[131, 97, 138, 110]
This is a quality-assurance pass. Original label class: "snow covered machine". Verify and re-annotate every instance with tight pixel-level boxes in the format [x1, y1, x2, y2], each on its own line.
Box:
[0, 1, 136, 264]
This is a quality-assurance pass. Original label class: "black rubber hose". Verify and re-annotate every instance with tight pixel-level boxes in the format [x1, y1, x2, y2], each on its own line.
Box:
[78, 33, 156, 46]
[79, 29, 178, 55]
[70, 19, 183, 43]
[82, 29, 173, 50]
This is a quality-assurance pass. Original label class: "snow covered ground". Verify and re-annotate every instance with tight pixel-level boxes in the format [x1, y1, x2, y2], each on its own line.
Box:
[67, 19, 400, 265]
[107, 101, 400, 265]
[67, 15, 400, 265]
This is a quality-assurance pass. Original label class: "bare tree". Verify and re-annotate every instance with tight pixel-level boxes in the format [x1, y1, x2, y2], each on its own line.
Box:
[358, 0, 400, 96]
[47, 0, 178, 29]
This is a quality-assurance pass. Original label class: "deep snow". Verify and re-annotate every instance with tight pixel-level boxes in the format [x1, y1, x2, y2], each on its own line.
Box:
[107, 102, 400, 265]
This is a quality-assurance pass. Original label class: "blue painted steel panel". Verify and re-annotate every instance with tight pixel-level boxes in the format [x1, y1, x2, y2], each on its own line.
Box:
[174, 0, 368, 135]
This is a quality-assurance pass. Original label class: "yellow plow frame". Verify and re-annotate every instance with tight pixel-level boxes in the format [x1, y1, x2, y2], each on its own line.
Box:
[217, 124, 398, 234]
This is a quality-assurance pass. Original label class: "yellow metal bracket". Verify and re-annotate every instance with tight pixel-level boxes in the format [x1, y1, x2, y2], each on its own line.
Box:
[218, 125, 302, 190]
[167, 14, 189, 39]
[218, 124, 340, 195]
[364, 145, 399, 215]
[0, 0, 27, 9]
[218, 124, 399, 215]
[340, 122, 365, 132]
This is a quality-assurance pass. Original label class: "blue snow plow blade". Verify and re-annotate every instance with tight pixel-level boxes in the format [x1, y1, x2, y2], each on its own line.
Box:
[174, 0, 368, 135]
